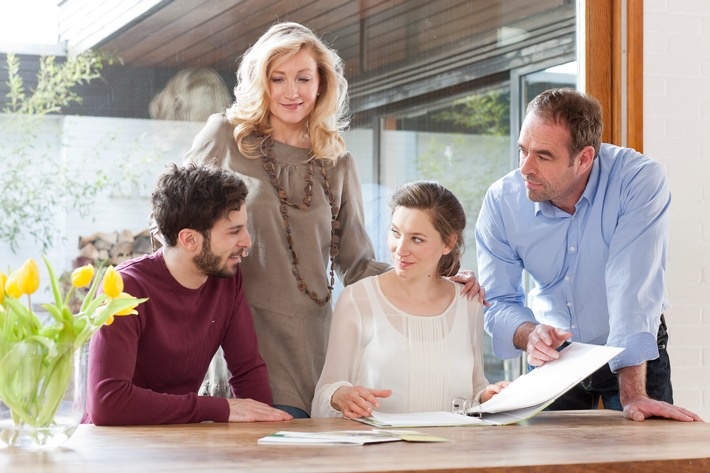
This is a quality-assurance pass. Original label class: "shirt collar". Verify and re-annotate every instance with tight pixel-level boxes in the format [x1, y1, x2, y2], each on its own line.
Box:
[581, 157, 601, 206]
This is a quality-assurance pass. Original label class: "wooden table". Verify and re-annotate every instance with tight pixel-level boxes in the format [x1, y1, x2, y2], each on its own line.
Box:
[1, 410, 709, 472]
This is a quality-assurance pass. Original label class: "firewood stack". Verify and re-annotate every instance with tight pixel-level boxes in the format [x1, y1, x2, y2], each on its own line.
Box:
[75, 229, 153, 268]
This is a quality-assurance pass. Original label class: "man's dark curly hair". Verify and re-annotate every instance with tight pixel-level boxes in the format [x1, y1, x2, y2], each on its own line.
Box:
[152, 163, 248, 247]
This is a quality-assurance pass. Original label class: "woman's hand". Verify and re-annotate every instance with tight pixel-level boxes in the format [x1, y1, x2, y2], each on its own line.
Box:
[449, 269, 489, 306]
[331, 385, 392, 419]
[480, 380, 511, 403]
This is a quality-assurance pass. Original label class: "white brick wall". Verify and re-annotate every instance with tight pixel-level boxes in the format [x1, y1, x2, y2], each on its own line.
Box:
[645, 0, 710, 420]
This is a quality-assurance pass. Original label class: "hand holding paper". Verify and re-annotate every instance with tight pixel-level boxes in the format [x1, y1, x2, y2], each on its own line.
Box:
[480, 380, 511, 403]
[478, 342, 623, 414]
[518, 323, 573, 367]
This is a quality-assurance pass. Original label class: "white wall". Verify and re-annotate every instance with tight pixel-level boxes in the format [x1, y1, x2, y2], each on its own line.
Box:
[645, 0, 710, 420]
[0, 115, 200, 303]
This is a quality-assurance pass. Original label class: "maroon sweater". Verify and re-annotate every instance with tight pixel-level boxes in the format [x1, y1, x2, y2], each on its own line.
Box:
[85, 250, 272, 425]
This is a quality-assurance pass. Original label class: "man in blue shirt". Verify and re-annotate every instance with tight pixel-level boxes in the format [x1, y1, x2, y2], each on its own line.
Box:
[476, 88, 701, 422]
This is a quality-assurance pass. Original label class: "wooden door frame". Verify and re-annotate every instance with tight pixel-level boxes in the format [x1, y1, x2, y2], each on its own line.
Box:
[584, 0, 643, 151]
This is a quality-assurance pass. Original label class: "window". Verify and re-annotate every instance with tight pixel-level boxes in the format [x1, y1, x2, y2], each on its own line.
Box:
[2, 0, 582, 383]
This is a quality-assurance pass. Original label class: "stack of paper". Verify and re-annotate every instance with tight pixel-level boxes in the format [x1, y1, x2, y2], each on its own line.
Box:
[257, 429, 449, 445]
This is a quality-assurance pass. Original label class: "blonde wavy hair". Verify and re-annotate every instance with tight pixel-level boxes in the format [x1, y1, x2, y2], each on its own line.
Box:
[226, 22, 348, 161]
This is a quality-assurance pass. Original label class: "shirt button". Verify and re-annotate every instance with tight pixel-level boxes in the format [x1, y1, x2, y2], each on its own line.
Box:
[565, 276, 570, 281]
[566, 302, 573, 307]
[569, 246, 576, 252]
[571, 324, 577, 329]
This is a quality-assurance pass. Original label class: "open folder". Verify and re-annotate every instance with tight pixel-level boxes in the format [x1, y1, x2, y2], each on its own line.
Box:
[355, 342, 624, 427]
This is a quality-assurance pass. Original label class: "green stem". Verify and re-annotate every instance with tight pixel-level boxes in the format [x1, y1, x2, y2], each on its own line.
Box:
[36, 352, 72, 426]
[0, 343, 75, 428]
[63, 286, 75, 311]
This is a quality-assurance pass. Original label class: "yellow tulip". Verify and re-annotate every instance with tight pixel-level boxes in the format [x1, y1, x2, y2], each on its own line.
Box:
[17, 258, 40, 295]
[91, 305, 114, 326]
[71, 264, 94, 288]
[105, 293, 140, 326]
[102, 266, 124, 298]
[0, 272, 6, 303]
[5, 271, 22, 299]
[113, 292, 140, 316]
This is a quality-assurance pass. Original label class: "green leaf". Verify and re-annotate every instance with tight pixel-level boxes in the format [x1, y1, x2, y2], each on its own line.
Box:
[41, 303, 65, 324]
[42, 255, 63, 311]
[92, 297, 148, 327]
[80, 265, 106, 313]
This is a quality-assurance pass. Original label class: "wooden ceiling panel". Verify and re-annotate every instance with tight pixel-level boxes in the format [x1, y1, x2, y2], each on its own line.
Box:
[90, 0, 568, 80]
[131, 1, 259, 67]
[175, 0, 355, 69]
[95, 0, 403, 71]
[114, 1, 249, 66]
[96, 0, 215, 61]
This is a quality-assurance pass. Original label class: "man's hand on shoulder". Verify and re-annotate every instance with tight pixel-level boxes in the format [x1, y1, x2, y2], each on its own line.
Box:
[449, 269, 489, 306]
[227, 398, 293, 422]
[514, 322, 571, 367]
[622, 395, 703, 422]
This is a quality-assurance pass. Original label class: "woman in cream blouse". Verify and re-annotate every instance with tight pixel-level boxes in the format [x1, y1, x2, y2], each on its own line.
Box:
[312, 181, 507, 418]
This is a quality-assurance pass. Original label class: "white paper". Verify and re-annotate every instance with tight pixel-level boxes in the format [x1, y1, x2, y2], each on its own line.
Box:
[258, 430, 402, 445]
[477, 342, 624, 414]
[257, 429, 449, 445]
[360, 411, 487, 427]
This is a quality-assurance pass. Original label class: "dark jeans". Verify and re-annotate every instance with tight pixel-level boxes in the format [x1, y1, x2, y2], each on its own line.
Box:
[545, 314, 673, 411]
[274, 404, 310, 419]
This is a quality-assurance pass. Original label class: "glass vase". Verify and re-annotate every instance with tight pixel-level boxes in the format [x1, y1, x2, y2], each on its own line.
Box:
[0, 342, 88, 449]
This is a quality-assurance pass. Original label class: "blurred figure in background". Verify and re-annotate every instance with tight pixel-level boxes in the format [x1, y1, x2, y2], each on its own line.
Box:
[150, 67, 231, 122]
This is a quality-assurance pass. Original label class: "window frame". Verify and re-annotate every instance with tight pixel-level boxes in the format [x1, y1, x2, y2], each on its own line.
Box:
[584, 0, 643, 151]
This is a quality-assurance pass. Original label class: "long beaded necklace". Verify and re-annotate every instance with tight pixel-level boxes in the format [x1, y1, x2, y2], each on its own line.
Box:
[260, 136, 340, 306]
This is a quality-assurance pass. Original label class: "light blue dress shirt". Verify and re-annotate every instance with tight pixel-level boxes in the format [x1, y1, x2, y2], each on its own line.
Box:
[476, 143, 670, 372]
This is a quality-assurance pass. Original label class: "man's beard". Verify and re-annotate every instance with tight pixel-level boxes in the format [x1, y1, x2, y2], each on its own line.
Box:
[193, 237, 241, 278]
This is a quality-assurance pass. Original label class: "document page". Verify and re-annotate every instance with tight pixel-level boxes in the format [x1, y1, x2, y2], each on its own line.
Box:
[478, 342, 624, 414]
[357, 410, 487, 428]
[258, 429, 449, 445]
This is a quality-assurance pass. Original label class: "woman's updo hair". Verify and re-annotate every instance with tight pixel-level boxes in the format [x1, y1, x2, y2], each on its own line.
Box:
[388, 180, 466, 277]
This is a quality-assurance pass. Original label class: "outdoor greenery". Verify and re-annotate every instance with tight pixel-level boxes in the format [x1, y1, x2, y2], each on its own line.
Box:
[1, 52, 109, 252]
[433, 90, 510, 136]
[415, 89, 513, 383]
[418, 90, 512, 270]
